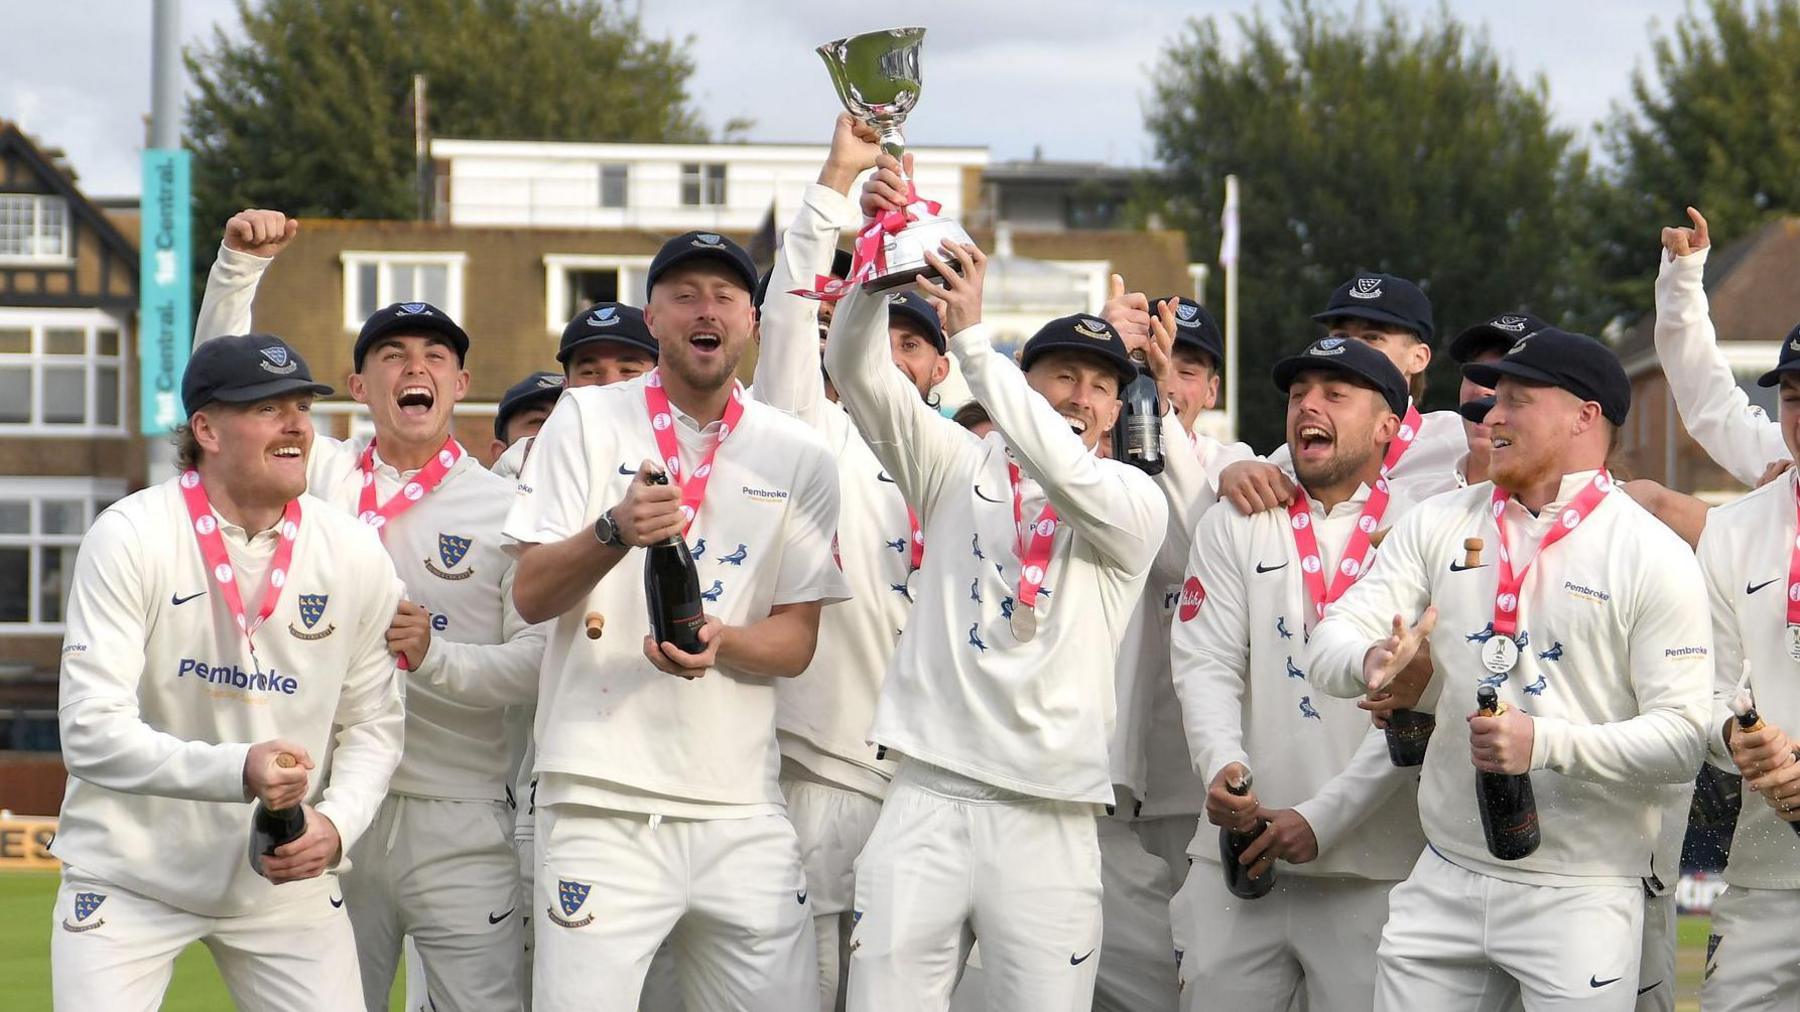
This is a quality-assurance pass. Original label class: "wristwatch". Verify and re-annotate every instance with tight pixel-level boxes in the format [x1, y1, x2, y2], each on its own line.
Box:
[592, 508, 627, 549]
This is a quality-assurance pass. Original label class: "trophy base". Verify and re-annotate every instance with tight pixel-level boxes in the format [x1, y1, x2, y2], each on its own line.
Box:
[862, 214, 975, 293]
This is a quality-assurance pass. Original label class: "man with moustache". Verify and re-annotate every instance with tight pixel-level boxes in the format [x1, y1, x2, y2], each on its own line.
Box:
[195, 211, 546, 1012]
[50, 336, 405, 1010]
[1168, 337, 1425, 1012]
[504, 230, 848, 1011]
[829, 155, 1168, 1011]
[751, 115, 952, 1012]
[1307, 329, 1711, 1011]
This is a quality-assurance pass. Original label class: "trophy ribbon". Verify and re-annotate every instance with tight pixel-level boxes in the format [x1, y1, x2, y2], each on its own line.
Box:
[790, 179, 942, 303]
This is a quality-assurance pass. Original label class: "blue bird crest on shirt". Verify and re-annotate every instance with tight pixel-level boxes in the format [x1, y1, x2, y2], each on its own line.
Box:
[1478, 671, 1509, 690]
[1000, 596, 1015, 619]
[891, 582, 912, 601]
[968, 623, 987, 653]
[1538, 641, 1564, 662]
[1276, 616, 1292, 640]
[558, 880, 591, 918]
[437, 533, 473, 569]
[720, 544, 749, 566]
[1298, 697, 1321, 720]
[1286, 657, 1306, 680]
[970, 579, 982, 603]
[73, 892, 105, 922]
[886, 537, 907, 554]
[1466, 623, 1496, 643]
[691, 538, 707, 560]
[700, 580, 723, 603]
[1524, 675, 1548, 696]
[298, 594, 329, 629]
[971, 533, 985, 560]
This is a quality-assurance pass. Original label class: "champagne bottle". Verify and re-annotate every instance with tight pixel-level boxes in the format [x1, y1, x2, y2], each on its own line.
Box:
[642, 472, 706, 656]
[248, 752, 307, 876]
[1111, 361, 1164, 476]
[1731, 696, 1800, 837]
[1475, 686, 1540, 860]
[1384, 709, 1435, 767]
[1218, 771, 1275, 899]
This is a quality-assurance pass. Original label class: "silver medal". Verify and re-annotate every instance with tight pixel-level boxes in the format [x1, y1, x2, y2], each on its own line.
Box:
[1010, 604, 1039, 642]
[1481, 635, 1519, 674]
[1788, 624, 1800, 663]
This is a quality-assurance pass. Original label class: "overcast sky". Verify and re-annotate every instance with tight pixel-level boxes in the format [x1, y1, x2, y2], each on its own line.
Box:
[5, 0, 1687, 197]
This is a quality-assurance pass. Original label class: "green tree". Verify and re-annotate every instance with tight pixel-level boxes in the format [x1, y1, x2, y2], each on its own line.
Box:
[1587, 0, 1800, 323]
[185, 0, 708, 230]
[1143, 1, 1592, 450]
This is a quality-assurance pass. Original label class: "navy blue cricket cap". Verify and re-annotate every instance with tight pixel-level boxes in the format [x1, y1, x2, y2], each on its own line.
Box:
[646, 231, 757, 299]
[494, 370, 564, 441]
[557, 303, 658, 366]
[883, 291, 946, 353]
[1458, 395, 1496, 424]
[1313, 273, 1436, 347]
[1273, 336, 1409, 418]
[1756, 323, 1800, 387]
[182, 333, 333, 416]
[1019, 314, 1136, 389]
[1463, 327, 1630, 426]
[753, 249, 855, 311]
[1450, 310, 1548, 365]
[1151, 295, 1224, 366]
[353, 301, 470, 372]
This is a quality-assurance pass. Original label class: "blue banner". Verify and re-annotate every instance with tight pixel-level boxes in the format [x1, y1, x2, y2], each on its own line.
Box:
[139, 148, 191, 435]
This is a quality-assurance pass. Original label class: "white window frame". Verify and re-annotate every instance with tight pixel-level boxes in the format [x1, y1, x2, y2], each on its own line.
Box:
[542, 254, 653, 333]
[0, 307, 129, 435]
[339, 251, 468, 331]
[679, 162, 728, 207]
[0, 476, 127, 634]
[597, 163, 630, 208]
[0, 194, 73, 265]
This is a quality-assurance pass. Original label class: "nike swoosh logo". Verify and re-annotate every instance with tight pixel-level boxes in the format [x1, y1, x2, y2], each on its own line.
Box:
[1637, 981, 1661, 996]
[877, 472, 897, 483]
[329, 895, 344, 908]
[1449, 562, 1487, 572]
[1254, 561, 1287, 574]
[796, 891, 808, 905]
[1071, 949, 1095, 966]
[171, 591, 206, 606]
[1589, 975, 1621, 988]
[487, 907, 514, 924]
[974, 484, 1005, 504]
[1749, 578, 1780, 594]
[618, 464, 636, 476]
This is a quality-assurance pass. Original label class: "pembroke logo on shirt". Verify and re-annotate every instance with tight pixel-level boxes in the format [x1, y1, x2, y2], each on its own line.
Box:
[548, 879, 595, 928]
[62, 891, 107, 932]
[288, 593, 335, 640]
[425, 532, 476, 581]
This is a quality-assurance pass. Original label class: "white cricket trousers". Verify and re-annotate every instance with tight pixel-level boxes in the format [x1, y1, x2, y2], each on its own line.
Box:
[846, 759, 1103, 1012]
[533, 803, 816, 1012]
[1094, 814, 1180, 1012]
[1699, 885, 1800, 1011]
[1169, 855, 1394, 1012]
[783, 773, 884, 1012]
[1375, 848, 1644, 1012]
[51, 863, 361, 1011]
[341, 793, 522, 1012]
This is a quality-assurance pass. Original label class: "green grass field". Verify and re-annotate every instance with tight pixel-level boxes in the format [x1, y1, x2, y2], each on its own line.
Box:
[0, 869, 1713, 1010]
[2, 872, 405, 1011]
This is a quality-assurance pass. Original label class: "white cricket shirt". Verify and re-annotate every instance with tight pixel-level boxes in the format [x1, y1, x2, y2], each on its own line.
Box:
[53, 478, 405, 916]
[502, 376, 850, 813]
[824, 288, 1169, 805]
[1308, 473, 1712, 887]
[1170, 483, 1425, 879]
[753, 184, 908, 799]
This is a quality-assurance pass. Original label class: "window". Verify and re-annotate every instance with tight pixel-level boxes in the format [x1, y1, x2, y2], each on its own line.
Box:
[680, 163, 727, 206]
[339, 251, 467, 330]
[598, 164, 629, 208]
[0, 194, 70, 262]
[0, 479, 123, 632]
[0, 309, 126, 432]
[542, 254, 651, 332]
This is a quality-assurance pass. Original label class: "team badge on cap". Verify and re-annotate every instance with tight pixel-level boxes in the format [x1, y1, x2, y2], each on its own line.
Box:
[258, 345, 297, 375]
[549, 879, 595, 928]
[62, 892, 107, 933]
[693, 233, 724, 247]
[1175, 302, 1200, 325]
[397, 303, 431, 316]
[1493, 315, 1531, 332]
[1349, 277, 1383, 299]
[289, 593, 336, 640]
[1073, 316, 1111, 340]
[427, 533, 476, 581]
[587, 306, 620, 327]
[1311, 337, 1347, 356]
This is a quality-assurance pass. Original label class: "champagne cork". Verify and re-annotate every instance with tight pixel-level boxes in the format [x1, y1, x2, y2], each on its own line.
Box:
[1370, 527, 1390, 548]
[275, 753, 298, 769]
[584, 612, 605, 640]
[1463, 538, 1484, 568]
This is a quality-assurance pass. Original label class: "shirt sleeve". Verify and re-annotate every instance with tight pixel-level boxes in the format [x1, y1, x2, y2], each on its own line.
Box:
[822, 285, 973, 519]
[194, 243, 268, 346]
[1306, 506, 1436, 699]
[57, 509, 252, 803]
[771, 438, 853, 607]
[951, 323, 1169, 574]
[502, 389, 595, 550]
[1527, 524, 1711, 786]
[413, 560, 546, 707]
[1654, 248, 1789, 486]
[1291, 725, 1412, 857]
[751, 185, 860, 426]
[1697, 517, 1747, 770]
[312, 557, 407, 856]
[1169, 503, 1253, 785]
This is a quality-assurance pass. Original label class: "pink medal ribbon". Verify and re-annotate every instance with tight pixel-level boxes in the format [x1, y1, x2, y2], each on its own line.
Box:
[1383, 403, 1423, 474]
[1006, 463, 1059, 642]
[178, 470, 301, 671]
[1481, 471, 1615, 673]
[1785, 480, 1800, 661]
[1285, 473, 1396, 624]
[356, 437, 463, 534]
[643, 369, 747, 536]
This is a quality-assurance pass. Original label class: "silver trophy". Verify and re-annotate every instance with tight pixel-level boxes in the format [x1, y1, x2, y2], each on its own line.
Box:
[817, 26, 974, 292]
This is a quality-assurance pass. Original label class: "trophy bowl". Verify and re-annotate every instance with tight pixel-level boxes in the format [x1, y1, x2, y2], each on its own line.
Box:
[817, 26, 974, 292]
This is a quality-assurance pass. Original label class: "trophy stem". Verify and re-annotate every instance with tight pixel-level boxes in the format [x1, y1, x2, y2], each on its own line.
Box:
[876, 124, 908, 176]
